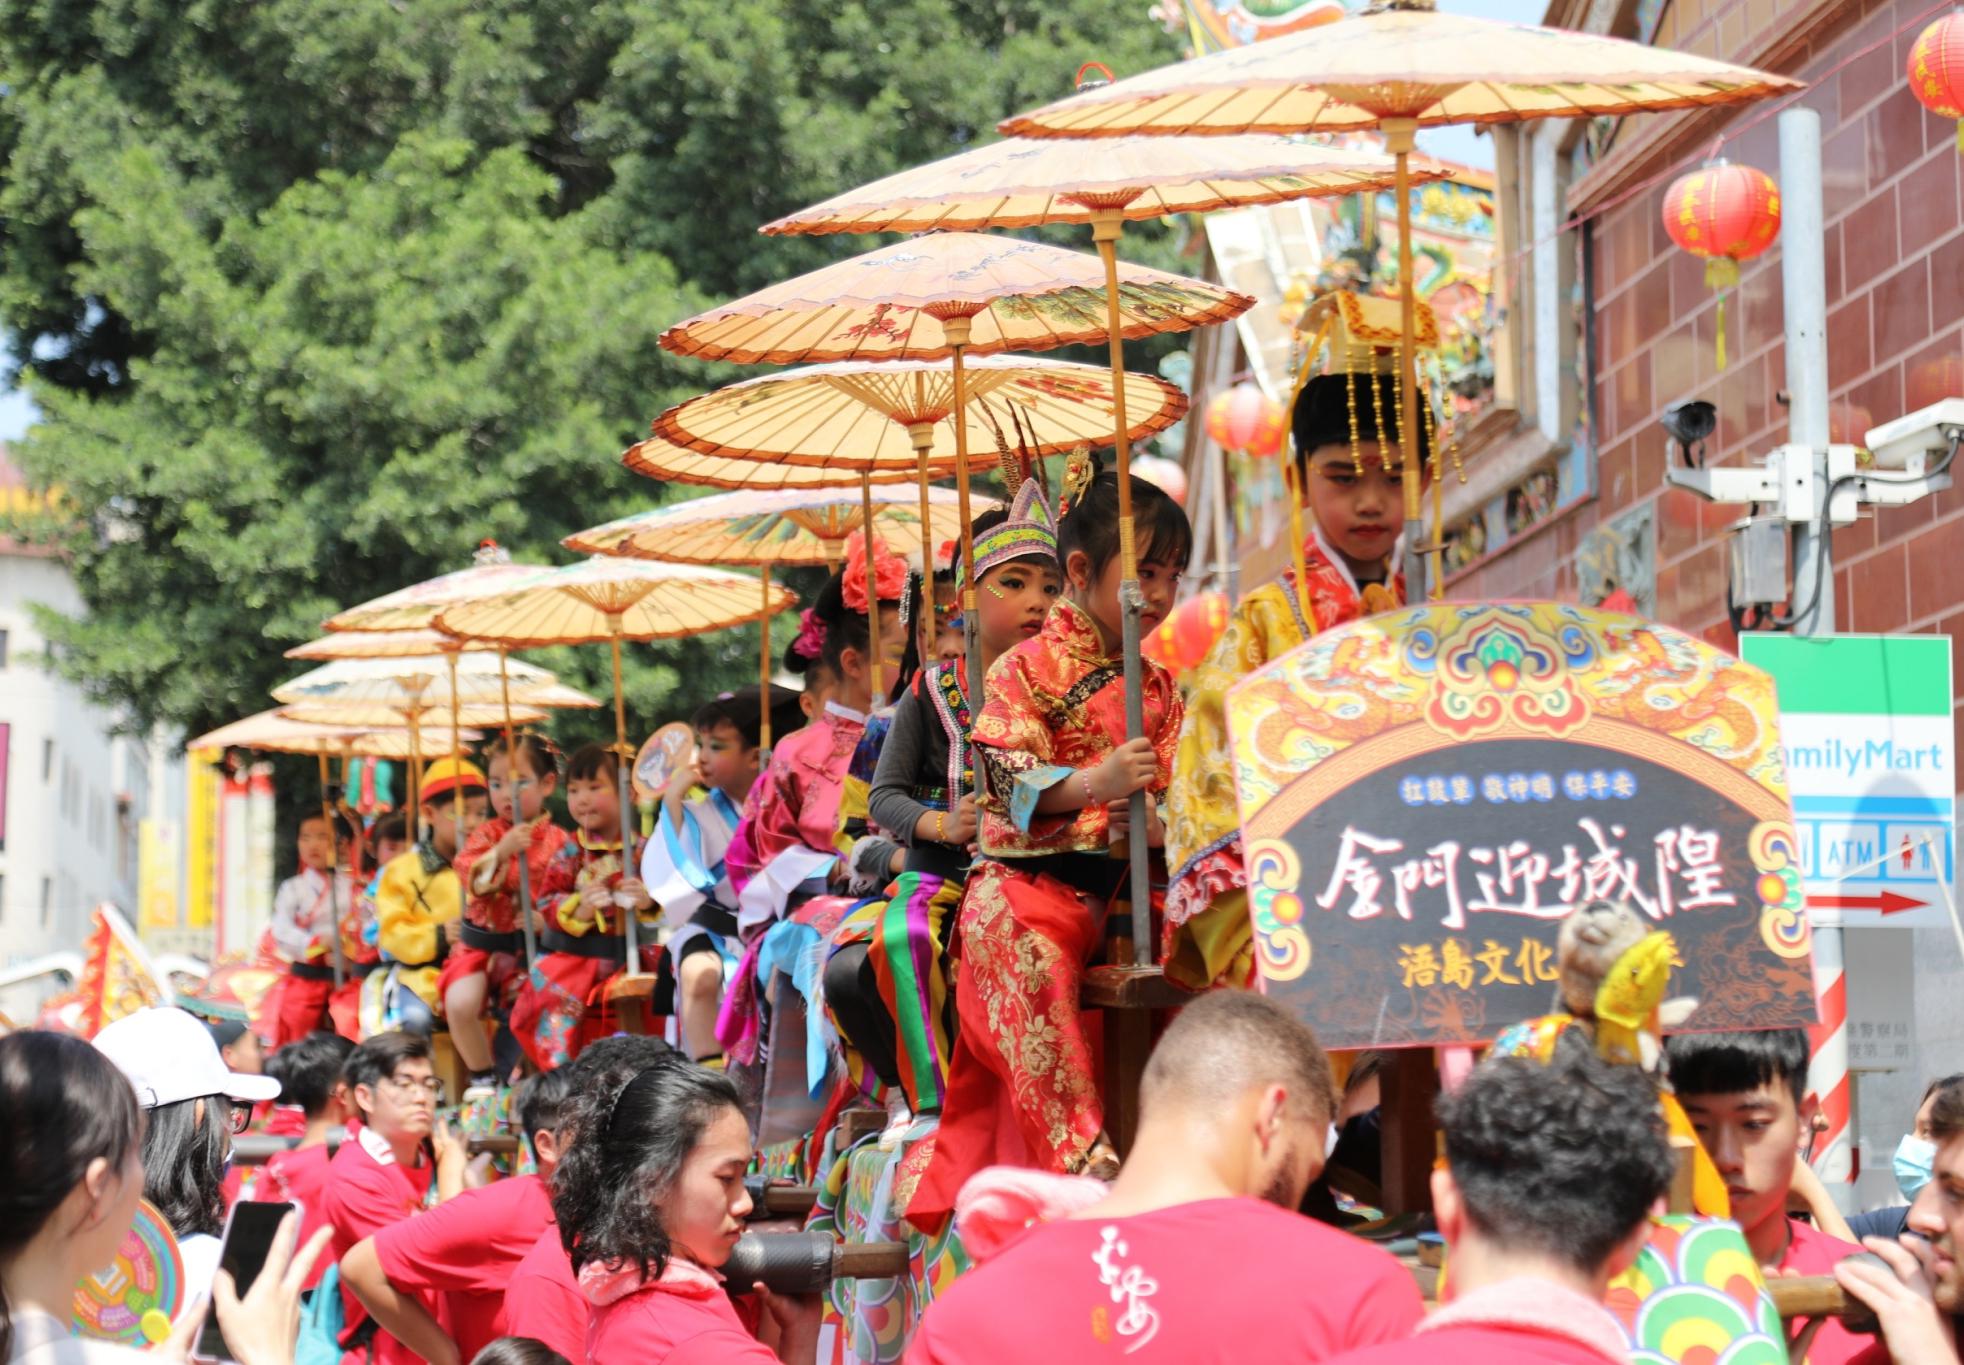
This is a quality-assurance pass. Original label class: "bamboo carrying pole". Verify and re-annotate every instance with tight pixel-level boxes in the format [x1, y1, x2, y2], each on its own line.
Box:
[1383, 119, 1434, 600]
[1090, 212, 1154, 967]
[315, 753, 347, 988]
[498, 650, 538, 967]
[759, 567, 775, 757]
[942, 315, 988, 798]
[610, 624, 641, 973]
[447, 651, 465, 836]
[859, 471, 885, 702]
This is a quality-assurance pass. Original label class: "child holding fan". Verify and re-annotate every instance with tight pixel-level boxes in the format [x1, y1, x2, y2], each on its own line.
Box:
[911, 453, 1189, 1224]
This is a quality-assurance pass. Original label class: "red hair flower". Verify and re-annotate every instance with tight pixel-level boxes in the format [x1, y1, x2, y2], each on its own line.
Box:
[791, 608, 827, 660]
[843, 529, 907, 612]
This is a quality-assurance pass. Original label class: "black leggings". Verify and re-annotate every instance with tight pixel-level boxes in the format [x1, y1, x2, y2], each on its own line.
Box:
[822, 942, 904, 1093]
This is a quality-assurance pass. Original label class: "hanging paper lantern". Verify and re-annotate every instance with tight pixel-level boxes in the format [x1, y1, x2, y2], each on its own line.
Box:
[1131, 455, 1190, 505]
[1204, 382, 1288, 457]
[1908, 14, 1964, 153]
[1142, 591, 1230, 672]
[1661, 162, 1780, 370]
[1908, 352, 1964, 410]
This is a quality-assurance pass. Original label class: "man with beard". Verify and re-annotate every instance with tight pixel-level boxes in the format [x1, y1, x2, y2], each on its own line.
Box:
[1838, 1080, 1964, 1364]
[907, 990, 1422, 1363]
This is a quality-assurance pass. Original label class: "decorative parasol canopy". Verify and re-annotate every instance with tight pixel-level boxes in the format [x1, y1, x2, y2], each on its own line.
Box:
[186, 709, 484, 759]
[623, 436, 924, 491]
[762, 133, 1444, 235]
[287, 629, 472, 661]
[433, 558, 797, 649]
[649, 356, 1188, 475]
[658, 231, 1252, 366]
[271, 653, 599, 710]
[324, 544, 549, 634]
[565, 484, 999, 566]
[996, 1, 1800, 138]
[280, 700, 549, 731]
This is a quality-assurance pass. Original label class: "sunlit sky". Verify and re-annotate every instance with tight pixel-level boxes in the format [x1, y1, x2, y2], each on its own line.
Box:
[0, 0, 1548, 443]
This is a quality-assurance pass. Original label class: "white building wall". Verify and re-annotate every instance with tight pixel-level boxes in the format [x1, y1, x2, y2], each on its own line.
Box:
[0, 551, 144, 1021]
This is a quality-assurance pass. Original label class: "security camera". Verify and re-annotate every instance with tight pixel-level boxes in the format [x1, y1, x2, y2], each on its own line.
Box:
[1864, 398, 1964, 473]
[1661, 400, 1717, 469]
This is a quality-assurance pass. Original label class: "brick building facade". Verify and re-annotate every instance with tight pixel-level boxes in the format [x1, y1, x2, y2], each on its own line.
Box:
[1448, 0, 1963, 786]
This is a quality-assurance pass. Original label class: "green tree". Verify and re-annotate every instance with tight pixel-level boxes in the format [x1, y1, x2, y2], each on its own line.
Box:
[0, 0, 1183, 746]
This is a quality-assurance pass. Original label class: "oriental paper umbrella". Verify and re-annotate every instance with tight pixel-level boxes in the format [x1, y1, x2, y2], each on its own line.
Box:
[433, 557, 797, 975]
[1000, 0, 1798, 593]
[644, 352, 1187, 697]
[187, 709, 489, 986]
[658, 233, 1245, 700]
[565, 484, 1003, 753]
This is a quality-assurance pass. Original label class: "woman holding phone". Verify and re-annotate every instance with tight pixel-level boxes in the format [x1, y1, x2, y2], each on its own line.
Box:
[0, 1030, 324, 1365]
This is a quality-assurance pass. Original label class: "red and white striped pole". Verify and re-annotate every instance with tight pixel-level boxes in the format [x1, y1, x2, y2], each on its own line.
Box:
[1807, 925, 1854, 1203]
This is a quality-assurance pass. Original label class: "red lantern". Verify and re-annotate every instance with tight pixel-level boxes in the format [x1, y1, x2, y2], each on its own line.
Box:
[1204, 382, 1287, 457]
[1908, 14, 1964, 153]
[1908, 353, 1964, 410]
[1661, 162, 1780, 370]
[1141, 591, 1230, 672]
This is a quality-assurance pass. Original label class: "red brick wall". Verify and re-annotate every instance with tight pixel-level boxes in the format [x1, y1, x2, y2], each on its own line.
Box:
[1450, 0, 1964, 785]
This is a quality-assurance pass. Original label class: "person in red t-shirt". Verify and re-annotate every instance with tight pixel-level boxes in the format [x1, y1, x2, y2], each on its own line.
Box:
[1333, 1050, 1676, 1365]
[909, 990, 1423, 1364]
[499, 1035, 675, 1362]
[1668, 1029, 1891, 1365]
[344, 1068, 578, 1365]
[253, 1031, 355, 1291]
[324, 1031, 471, 1365]
[554, 1057, 819, 1365]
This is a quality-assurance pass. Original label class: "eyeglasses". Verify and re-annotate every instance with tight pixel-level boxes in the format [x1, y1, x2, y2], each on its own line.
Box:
[381, 1074, 444, 1102]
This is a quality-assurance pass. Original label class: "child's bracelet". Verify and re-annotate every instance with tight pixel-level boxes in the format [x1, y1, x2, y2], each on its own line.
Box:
[1078, 770, 1097, 806]
[935, 811, 947, 843]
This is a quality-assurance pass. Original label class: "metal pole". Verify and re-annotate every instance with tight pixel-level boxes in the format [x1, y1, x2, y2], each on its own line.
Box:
[1779, 106, 1851, 1210]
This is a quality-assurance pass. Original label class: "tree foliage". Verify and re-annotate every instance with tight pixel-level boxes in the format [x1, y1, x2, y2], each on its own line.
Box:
[0, 0, 1181, 743]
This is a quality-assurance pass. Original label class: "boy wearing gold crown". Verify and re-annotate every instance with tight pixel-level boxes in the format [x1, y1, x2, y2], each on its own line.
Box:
[1163, 366, 1421, 991]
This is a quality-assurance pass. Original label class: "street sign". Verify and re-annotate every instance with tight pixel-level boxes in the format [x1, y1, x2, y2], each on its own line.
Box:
[1228, 603, 1818, 1048]
[1739, 634, 1955, 929]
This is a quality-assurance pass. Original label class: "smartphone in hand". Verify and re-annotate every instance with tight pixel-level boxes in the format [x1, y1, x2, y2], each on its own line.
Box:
[194, 1200, 294, 1362]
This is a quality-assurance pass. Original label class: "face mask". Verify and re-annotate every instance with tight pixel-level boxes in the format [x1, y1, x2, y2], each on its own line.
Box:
[1894, 1134, 1937, 1201]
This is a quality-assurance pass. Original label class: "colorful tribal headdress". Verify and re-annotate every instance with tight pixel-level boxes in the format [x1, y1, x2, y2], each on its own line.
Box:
[957, 399, 1060, 590]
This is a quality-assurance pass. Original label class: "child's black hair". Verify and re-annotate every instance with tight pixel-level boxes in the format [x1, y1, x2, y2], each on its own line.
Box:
[691, 685, 802, 750]
[811, 571, 871, 678]
[513, 1067, 577, 1147]
[565, 742, 620, 786]
[1664, 1027, 1811, 1108]
[1058, 458, 1193, 581]
[264, 1030, 355, 1118]
[298, 810, 356, 844]
[371, 812, 409, 848]
[469, 1339, 571, 1365]
[482, 734, 560, 781]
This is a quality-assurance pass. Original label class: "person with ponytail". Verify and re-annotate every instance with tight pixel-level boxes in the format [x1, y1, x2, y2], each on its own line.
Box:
[554, 1061, 819, 1364]
[910, 451, 1191, 1227]
[713, 533, 908, 1077]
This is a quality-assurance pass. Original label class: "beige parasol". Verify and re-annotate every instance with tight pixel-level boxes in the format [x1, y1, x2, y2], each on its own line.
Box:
[998, 0, 1798, 593]
[565, 484, 1004, 752]
[432, 558, 798, 974]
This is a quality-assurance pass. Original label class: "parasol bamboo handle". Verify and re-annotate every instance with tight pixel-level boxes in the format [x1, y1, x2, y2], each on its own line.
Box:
[500, 649, 537, 967]
[1092, 212, 1154, 970]
[1384, 121, 1433, 601]
[759, 565, 773, 757]
[317, 752, 346, 990]
[611, 628, 640, 975]
[447, 651, 464, 839]
[860, 470, 884, 703]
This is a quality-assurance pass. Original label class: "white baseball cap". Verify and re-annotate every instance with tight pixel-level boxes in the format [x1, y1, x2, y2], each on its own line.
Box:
[94, 1006, 283, 1109]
